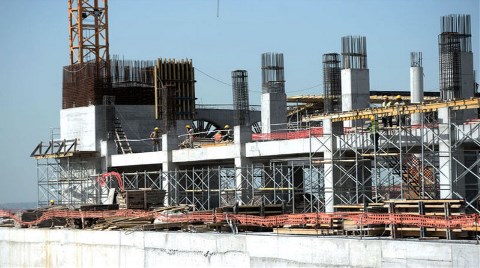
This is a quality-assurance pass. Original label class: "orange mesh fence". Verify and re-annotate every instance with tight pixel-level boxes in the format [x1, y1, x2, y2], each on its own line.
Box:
[251, 127, 323, 141]
[2, 210, 480, 230]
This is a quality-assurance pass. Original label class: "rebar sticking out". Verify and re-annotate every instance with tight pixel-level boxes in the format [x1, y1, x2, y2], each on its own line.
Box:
[441, 14, 471, 52]
[261, 53, 285, 94]
[439, 14, 471, 101]
[410, 52, 423, 68]
[341, 36, 367, 69]
[323, 53, 342, 113]
[232, 70, 250, 126]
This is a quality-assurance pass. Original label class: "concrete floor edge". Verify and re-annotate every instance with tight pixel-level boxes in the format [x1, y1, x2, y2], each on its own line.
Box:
[1, 228, 480, 267]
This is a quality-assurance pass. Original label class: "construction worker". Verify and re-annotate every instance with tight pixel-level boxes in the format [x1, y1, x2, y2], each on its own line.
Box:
[221, 124, 233, 142]
[185, 124, 194, 148]
[149, 127, 161, 151]
[381, 95, 393, 128]
[394, 95, 406, 126]
[214, 131, 223, 143]
[49, 200, 55, 206]
[366, 116, 380, 151]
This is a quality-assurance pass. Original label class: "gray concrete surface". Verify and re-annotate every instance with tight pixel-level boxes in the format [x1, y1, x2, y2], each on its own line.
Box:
[1, 228, 479, 268]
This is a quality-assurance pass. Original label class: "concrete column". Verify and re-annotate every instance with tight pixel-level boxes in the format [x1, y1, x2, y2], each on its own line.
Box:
[341, 69, 370, 128]
[261, 92, 287, 134]
[162, 132, 179, 206]
[438, 107, 452, 198]
[322, 119, 343, 212]
[460, 52, 477, 121]
[438, 108, 468, 200]
[410, 66, 424, 126]
[100, 140, 117, 173]
[234, 125, 252, 205]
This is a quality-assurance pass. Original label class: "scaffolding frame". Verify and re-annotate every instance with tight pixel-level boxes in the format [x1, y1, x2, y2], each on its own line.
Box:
[36, 157, 100, 209]
[35, 103, 480, 212]
[308, 105, 480, 212]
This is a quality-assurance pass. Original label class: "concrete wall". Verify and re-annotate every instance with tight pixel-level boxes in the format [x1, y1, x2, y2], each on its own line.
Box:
[61, 106, 100, 152]
[341, 69, 370, 128]
[61, 105, 261, 155]
[261, 92, 287, 133]
[1, 228, 479, 268]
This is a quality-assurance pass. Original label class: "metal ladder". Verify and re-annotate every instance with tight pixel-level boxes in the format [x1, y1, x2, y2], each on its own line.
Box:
[114, 117, 133, 154]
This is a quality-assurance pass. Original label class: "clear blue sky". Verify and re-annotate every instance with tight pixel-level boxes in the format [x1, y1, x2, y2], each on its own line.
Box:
[0, 0, 478, 204]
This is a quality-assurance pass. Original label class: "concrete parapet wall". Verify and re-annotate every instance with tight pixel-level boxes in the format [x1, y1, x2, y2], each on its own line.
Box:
[1, 228, 479, 268]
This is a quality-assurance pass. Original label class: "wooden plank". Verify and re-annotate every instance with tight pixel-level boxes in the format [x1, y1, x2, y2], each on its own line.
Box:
[384, 199, 463, 204]
[273, 228, 342, 235]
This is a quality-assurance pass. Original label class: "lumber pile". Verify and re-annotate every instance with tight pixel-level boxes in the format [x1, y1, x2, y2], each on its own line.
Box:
[20, 206, 68, 228]
[91, 205, 192, 231]
[384, 199, 467, 239]
[220, 204, 285, 216]
[335, 203, 387, 236]
[117, 189, 166, 209]
[0, 218, 15, 227]
[92, 216, 153, 230]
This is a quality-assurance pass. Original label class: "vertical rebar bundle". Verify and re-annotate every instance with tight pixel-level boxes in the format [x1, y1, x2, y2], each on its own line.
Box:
[323, 53, 342, 113]
[439, 14, 471, 101]
[410, 52, 423, 67]
[232, 70, 250, 126]
[341, 36, 367, 69]
[110, 56, 155, 87]
[261, 53, 285, 93]
[439, 33, 461, 100]
[155, 58, 196, 121]
[441, 14, 472, 52]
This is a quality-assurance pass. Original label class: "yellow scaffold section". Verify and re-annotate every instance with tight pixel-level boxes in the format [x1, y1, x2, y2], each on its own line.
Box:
[304, 97, 480, 122]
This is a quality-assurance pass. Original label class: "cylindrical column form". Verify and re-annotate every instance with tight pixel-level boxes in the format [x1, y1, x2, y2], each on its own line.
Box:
[410, 52, 424, 126]
[439, 14, 472, 101]
[323, 53, 342, 113]
[261, 52, 287, 133]
[232, 70, 250, 126]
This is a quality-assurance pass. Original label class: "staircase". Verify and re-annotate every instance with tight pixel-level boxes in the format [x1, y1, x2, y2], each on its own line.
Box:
[114, 117, 133, 154]
[402, 155, 438, 199]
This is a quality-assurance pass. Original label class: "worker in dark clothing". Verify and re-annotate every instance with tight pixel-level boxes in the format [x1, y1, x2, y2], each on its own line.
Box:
[394, 95, 406, 126]
[221, 125, 233, 142]
[150, 127, 161, 151]
[366, 116, 380, 151]
[381, 95, 393, 128]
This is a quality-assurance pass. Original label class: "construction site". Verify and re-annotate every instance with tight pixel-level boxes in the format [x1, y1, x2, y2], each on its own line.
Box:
[1, 1, 480, 267]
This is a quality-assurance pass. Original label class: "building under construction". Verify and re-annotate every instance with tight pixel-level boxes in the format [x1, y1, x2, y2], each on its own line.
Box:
[1, 1, 480, 266]
[30, 6, 480, 215]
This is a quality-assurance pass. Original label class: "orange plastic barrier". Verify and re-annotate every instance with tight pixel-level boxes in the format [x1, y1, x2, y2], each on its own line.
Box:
[2, 209, 480, 230]
[252, 127, 323, 141]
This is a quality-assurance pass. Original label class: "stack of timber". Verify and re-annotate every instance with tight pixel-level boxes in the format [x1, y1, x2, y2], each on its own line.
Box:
[116, 188, 166, 210]
[384, 199, 467, 239]
[75, 204, 120, 228]
[92, 216, 153, 231]
[20, 206, 68, 228]
[274, 218, 344, 236]
[92, 205, 191, 231]
[335, 203, 387, 236]
[220, 204, 285, 216]
[0, 218, 14, 227]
